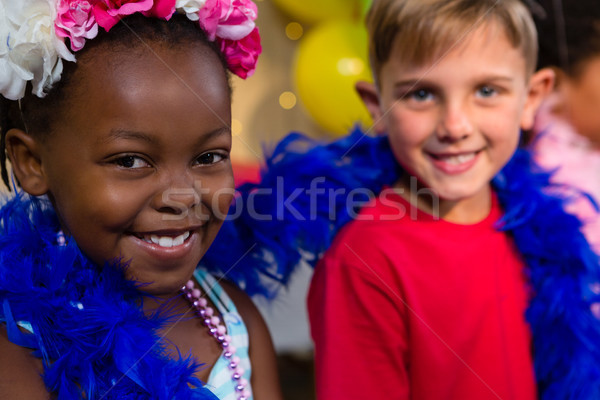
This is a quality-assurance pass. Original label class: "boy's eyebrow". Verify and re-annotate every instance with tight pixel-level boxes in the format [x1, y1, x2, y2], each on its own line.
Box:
[394, 74, 516, 88]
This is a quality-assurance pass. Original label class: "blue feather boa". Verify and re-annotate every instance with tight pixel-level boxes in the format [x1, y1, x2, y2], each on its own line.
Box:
[206, 127, 600, 398]
[0, 197, 218, 399]
[2, 126, 599, 398]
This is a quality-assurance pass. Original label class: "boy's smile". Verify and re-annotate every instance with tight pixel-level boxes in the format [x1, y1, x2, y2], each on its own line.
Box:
[360, 23, 547, 223]
[35, 41, 233, 295]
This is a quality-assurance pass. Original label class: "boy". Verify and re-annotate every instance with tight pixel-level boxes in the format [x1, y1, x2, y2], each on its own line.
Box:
[307, 0, 579, 398]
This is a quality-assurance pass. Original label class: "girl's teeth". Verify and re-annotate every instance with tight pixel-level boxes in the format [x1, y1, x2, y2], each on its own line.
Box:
[146, 231, 190, 248]
[442, 153, 475, 165]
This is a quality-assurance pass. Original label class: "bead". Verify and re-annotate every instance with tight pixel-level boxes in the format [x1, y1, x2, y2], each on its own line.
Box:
[180, 278, 251, 399]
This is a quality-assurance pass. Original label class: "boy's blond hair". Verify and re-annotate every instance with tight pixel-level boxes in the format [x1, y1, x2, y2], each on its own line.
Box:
[366, 0, 538, 82]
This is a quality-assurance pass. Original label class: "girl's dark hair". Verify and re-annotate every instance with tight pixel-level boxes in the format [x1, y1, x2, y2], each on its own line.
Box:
[0, 13, 231, 189]
[529, 0, 600, 76]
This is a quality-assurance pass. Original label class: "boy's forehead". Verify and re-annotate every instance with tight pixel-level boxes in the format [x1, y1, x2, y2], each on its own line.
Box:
[378, 23, 530, 84]
[379, 22, 529, 79]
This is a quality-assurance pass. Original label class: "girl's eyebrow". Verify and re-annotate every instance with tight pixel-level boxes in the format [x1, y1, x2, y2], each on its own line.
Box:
[102, 129, 159, 145]
[100, 126, 231, 145]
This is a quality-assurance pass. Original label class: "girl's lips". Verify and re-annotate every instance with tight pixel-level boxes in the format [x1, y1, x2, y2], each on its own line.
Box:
[130, 230, 199, 262]
[427, 150, 481, 174]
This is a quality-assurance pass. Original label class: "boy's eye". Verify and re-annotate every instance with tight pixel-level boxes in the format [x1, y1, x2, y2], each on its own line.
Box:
[408, 89, 434, 102]
[114, 155, 150, 169]
[196, 152, 226, 165]
[477, 86, 497, 98]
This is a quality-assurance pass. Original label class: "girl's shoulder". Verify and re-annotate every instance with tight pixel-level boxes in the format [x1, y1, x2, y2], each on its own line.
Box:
[210, 277, 283, 400]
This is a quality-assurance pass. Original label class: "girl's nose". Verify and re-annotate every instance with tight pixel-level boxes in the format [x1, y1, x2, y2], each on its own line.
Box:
[152, 175, 202, 216]
[436, 103, 474, 141]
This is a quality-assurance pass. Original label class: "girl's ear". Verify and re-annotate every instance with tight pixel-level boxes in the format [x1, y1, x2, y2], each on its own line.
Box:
[5, 129, 48, 196]
[520, 68, 556, 130]
[355, 81, 387, 134]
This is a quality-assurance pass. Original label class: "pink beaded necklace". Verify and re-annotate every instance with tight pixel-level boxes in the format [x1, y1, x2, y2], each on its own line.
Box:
[181, 279, 252, 400]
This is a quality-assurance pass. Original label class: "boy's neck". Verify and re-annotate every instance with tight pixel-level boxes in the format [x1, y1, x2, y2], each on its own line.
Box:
[395, 176, 492, 224]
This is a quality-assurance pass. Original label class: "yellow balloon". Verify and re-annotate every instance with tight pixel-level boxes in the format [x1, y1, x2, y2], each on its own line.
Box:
[294, 20, 373, 136]
[272, 0, 363, 24]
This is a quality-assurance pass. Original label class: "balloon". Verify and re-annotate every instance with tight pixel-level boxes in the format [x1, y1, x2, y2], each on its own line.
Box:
[272, 0, 364, 24]
[294, 20, 373, 136]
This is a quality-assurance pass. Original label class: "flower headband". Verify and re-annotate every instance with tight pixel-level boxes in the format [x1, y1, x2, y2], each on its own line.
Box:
[0, 0, 262, 101]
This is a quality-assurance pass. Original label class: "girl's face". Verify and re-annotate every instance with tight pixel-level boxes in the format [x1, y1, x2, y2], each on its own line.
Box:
[560, 56, 600, 146]
[38, 42, 233, 296]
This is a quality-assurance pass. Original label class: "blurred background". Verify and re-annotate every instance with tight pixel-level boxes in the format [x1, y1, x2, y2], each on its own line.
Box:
[229, 1, 373, 398]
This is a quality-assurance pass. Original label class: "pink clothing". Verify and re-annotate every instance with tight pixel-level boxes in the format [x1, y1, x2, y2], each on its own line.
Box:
[532, 95, 600, 253]
[308, 191, 537, 400]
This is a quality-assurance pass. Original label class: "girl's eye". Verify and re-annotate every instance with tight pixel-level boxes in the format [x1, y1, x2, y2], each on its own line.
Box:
[196, 152, 226, 165]
[114, 155, 150, 169]
[477, 86, 497, 98]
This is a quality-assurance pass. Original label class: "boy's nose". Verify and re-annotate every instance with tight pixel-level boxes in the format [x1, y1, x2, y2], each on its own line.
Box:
[436, 104, 474, 141]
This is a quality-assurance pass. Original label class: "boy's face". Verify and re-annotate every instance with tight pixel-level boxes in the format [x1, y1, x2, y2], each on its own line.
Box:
[361, 25, 545, 216]
[37, 43, 233, 296]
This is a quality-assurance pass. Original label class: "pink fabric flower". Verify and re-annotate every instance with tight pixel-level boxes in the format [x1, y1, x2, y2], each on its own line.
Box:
[55, 0, 99, 51]
[197, 0, 229, 41]
[219, 26, 261, 79]
[216, 0, 257, 41]
[198, 0, 256, 41]
[141, 0, 176, 20]
[93, 0, 154, 30]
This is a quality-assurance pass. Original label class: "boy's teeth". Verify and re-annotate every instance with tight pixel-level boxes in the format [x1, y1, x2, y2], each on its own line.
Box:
[146, 231, 190, 248]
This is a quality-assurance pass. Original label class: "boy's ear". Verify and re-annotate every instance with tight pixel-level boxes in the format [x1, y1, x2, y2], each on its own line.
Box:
[355, 81, 387, 133]
[520, 68, 556, 130]
[5, 129, 49, 196]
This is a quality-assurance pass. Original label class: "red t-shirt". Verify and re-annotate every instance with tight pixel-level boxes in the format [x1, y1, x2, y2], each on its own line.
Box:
[308, 191, 537, 400]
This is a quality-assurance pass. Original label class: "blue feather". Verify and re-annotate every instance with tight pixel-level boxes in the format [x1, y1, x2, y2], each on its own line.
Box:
[204, 127, 399, 297]
[207, 126, 600, 397]
[0, 193, 219, 399]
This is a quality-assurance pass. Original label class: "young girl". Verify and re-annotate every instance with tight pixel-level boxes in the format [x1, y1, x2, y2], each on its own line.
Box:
[0, 1, 282, 399]
[529, 0, 600, 252]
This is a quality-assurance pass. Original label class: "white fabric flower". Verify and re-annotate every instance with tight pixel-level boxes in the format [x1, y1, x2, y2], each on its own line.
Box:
[176, 0, 207, 22]
[0, 0, 75, 100]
